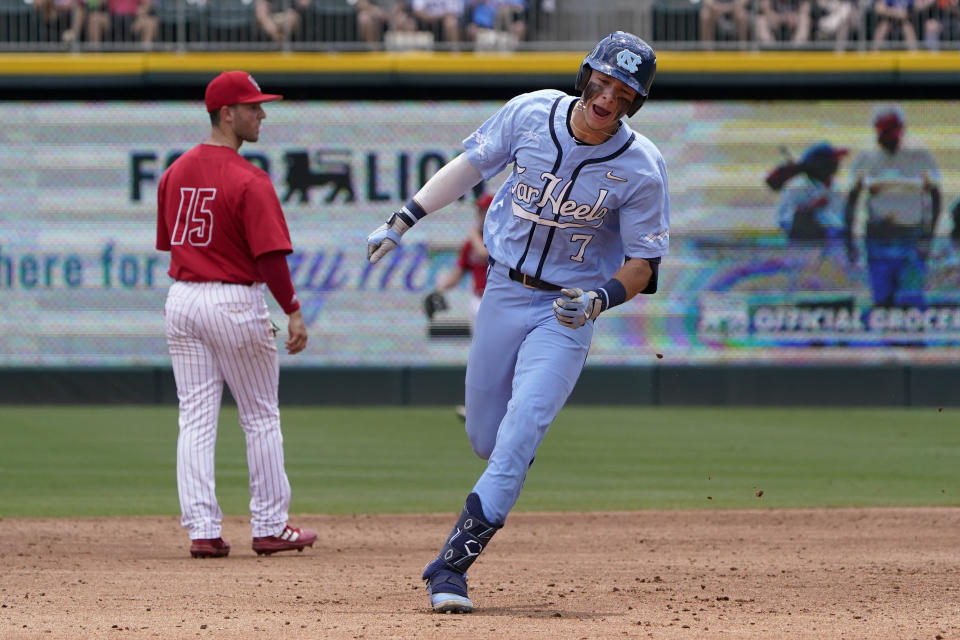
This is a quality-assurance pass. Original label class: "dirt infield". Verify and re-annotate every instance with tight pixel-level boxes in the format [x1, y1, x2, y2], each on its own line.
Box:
[1, 508, 958, 639]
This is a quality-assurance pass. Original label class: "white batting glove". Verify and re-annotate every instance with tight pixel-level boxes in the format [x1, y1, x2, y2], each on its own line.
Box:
[553, 287, 603, 329]
[366, 211, 412, 264]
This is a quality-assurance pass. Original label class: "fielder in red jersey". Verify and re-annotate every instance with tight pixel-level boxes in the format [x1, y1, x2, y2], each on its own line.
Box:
[157, 146, 294, 285]
[429, 193, 492, 326]
[156, 70, 316, 559]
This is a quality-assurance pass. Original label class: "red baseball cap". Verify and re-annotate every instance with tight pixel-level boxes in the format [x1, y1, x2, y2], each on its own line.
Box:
[873, 106, 904, 133]
[204, 71, 283, 113]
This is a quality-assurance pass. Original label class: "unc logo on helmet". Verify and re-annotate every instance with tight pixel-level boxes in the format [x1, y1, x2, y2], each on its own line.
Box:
[575, 31, 657, 117]
[616, 50, 641, 73]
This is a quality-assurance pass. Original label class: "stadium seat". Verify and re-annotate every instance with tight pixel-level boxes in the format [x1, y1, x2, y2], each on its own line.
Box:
[300, 0, 356, 43]
[154, 0, 208, 44]
[207, 0, 257, 45]
[0, 0, 35, 45]
[652, 0, 701, 43]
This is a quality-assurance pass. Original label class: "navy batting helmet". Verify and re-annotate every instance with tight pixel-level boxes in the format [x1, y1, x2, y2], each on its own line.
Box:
[799, 141, 848, 184]
[575, 31, 657, 117]
[800, 141, 848, 166]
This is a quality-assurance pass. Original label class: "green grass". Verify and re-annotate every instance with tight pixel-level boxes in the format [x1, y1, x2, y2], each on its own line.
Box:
[0, 406, 957, 517]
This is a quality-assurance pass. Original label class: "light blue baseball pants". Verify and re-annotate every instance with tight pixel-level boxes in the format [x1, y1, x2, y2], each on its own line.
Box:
[465, 261, 594, 525]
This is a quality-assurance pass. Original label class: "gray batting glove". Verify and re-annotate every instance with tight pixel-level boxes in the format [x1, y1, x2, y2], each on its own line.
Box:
[553, 287, 602, 329]
[366, 212, 412, 264]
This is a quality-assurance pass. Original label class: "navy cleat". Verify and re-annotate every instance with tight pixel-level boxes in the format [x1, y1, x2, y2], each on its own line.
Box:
[423, 559, 473, 613]
[421, 493, 502, 614]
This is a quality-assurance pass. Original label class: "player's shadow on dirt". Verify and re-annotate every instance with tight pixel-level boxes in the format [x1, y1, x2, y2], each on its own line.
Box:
[469, 605, 616, 619]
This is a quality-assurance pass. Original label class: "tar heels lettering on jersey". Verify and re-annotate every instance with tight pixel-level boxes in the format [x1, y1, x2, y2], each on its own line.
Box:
[512, 169, 610, 225]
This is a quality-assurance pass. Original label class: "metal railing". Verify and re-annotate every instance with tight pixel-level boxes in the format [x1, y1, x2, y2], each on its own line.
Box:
[0, 0, 955, 53]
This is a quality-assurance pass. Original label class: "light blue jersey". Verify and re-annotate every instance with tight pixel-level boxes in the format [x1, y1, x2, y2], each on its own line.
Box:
[463, 89, 670, 290]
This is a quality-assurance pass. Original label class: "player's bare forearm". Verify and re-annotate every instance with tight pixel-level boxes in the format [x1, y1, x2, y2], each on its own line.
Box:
[285, 309, 307, 355]
[843, 184, 863, 262]
[611, 257, 654, 301]
[467, 226, 487, 257]
[929, 186, 942, 234]
[436, 267, 465, 292]
[844, 185, 861, 233]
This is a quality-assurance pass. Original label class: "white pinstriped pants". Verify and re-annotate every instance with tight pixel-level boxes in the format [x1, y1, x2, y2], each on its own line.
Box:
[164, 281, 290, 540]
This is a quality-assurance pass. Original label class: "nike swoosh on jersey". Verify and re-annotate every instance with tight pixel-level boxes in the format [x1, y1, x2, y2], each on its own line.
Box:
[605, 171, 628, 182]
[511, 200, 595, 229]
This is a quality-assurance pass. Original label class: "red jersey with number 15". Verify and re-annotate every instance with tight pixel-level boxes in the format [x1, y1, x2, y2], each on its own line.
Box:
[156, 144, 293, 283]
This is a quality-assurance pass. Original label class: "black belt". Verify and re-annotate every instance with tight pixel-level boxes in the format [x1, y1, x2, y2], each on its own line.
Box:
[490, 260, 560, 291]
[490, 258, 562, 291]
[509, 269, 561, 291]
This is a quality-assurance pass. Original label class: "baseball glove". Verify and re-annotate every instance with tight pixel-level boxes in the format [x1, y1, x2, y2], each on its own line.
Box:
[764, 161, 802, 191]
[423, 291, 449, 319]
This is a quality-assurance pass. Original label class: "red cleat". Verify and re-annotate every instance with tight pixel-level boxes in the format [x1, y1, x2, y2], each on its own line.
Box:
[190, 537, 231, 558]
[252, 525, 317, 556]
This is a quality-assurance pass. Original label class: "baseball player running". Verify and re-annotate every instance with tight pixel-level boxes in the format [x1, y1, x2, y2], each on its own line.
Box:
[157, 70, 317, 558]
[366, 32, 670, 613]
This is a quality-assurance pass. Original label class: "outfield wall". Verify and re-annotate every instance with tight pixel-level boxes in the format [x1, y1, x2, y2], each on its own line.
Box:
[2, 364, 960, 407]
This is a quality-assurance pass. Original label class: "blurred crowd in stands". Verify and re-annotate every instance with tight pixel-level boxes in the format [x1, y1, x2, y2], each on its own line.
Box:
[696, 0, 959, 50]
[0, 0, 540, 49]
[1, 0, 956, 51]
